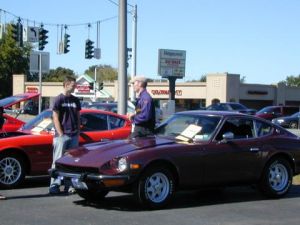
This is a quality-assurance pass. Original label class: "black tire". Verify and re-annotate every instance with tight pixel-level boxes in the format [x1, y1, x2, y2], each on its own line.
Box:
[259, 158, 292, 198]
[0, 154, 26, 189]
[76, 189, 109, 201]
[135, 166, 175, 209]
[289, 121, 298, 129]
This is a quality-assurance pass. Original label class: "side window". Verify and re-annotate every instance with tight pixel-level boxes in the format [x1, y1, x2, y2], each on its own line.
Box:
[80, 113, 108, 131]
[108, 115, 125, 129]
[254, 120, 273, 137]
[216, 118, 254, 140]
[284, 107, 299, 116]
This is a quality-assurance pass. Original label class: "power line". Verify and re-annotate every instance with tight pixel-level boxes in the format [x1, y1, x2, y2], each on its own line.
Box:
[0, 8, 117, 27]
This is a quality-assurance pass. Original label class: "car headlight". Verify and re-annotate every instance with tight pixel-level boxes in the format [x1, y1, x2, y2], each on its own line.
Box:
[117, 157, 127, 172]
[277, 119, 284, 123]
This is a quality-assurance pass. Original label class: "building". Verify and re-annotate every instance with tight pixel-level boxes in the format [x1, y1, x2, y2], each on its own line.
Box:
[13, 72, 300, 112]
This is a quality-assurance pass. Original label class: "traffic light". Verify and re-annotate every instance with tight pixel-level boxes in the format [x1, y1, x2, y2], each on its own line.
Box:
[99, 82, 103, 90]
[85, 39, 94, 59]
[89, 82, 94, 90]
[64, 33, 70, 53]
[11, 19, 23, 47]
[38, 25, 48, 51]
[11, 23, 19, 42]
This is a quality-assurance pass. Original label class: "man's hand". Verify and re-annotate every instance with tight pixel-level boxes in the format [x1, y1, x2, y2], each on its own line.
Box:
[127, 112, 135, 121]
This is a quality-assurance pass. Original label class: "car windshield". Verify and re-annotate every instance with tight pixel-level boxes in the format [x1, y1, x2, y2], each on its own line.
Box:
[156, 114, 221, 141]
[22, 110, 53, 131]
[291, 112, 300, 117]
[257, 107, 274, 114]
[230, 103, 246, 110]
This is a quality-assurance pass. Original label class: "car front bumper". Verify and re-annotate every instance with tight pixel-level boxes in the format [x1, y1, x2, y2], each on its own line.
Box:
[49, 169, 130, 189]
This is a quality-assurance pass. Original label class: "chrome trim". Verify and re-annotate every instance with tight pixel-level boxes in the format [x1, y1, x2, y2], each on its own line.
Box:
[55, 170, 129, 181]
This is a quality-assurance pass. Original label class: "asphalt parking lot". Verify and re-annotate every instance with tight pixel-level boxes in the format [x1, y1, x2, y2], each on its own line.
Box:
[1, 176, 300, 225]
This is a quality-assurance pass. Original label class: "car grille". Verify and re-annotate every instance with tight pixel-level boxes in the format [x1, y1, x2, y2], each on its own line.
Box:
[56, 164, 99, 174]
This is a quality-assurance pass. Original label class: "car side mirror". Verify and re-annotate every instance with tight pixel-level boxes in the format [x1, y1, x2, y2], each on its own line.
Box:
[219, 132, 234, 144]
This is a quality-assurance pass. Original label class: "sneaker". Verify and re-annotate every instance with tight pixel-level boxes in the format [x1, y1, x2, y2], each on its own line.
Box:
[49, 185, 60, 195]
[64, 186, 76, 195]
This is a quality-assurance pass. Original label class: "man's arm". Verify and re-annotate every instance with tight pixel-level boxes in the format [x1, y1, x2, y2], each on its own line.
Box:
[53, 110, 63, 136]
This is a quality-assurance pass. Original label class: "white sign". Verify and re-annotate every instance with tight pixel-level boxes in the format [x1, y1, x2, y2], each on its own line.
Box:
[23, 26, 39, 42]
[0, 24, 3, 39]
[158, 49, 186, 78]
[29, 51, 50, 73]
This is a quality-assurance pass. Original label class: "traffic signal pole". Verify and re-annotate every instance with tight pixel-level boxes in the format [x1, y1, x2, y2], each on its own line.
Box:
[118, 0, 128, 115]
[38, 53, 42, 114]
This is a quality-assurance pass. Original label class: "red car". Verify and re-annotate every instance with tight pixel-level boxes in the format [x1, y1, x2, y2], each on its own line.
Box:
[53, 110, 300, 209]
[0, 93, 40, 133]
[0, 109, 131, 188]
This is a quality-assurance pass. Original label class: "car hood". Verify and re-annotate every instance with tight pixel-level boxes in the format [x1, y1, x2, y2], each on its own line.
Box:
[56, 136, 176, 168]
[0, 93, 40, 108]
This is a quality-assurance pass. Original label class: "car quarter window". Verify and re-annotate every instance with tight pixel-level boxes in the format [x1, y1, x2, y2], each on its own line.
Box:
[108, 115, 125, 129]
[216, 118, 254, 140]
[80, 113, 108, 131]
[254, 120, 273, 137]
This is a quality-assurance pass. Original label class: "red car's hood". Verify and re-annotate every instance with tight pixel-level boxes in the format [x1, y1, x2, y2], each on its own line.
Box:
[0, 93, 40, 108]
[56, 136, 175, 169]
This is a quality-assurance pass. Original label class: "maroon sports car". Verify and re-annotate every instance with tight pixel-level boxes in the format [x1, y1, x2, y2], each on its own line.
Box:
[52, 110, 300, 209]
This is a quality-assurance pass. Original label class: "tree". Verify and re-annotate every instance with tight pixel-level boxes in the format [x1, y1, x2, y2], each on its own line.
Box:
[186, 75, 206, 82]
[43, 67, 75, 82]
[0, 24, 32, 98]
[84, 65, 117, 83]
[281, 75, 300, 87]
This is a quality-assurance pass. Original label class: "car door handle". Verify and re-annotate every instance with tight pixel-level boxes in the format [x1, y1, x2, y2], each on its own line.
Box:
[250, 147, 260, 152]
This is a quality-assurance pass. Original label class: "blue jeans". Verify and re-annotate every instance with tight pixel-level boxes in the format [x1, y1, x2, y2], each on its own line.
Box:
[50, 134, 79, 187]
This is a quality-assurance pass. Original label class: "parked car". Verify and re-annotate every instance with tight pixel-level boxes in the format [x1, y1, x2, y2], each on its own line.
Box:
[0, 109, 131, 188]
[272, 112, 300, 129]
[0, 93, 40, 133]
[206, 102, 256, 115]
[256, 106, 299, 121]
[86, 102, 135, 114]
[52, 110, 300, 209]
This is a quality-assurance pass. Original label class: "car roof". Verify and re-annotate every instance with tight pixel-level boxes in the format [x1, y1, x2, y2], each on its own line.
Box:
[47, 108, 130, 121]
[176, 110, 245, 117]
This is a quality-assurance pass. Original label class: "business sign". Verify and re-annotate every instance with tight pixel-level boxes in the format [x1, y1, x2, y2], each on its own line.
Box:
[158, 49, 186, 78]
[23, 26, 39, 42]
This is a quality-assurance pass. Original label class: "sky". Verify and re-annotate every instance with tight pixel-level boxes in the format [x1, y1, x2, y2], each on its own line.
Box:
[1, 0, 300, 84]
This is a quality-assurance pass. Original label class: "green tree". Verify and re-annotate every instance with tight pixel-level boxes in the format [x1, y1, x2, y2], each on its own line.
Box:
[281, 75, 300, 87]
[186, 75, 206, 82]
[43, 67, 75, 82]
[0, 24, 32, 98]
[84, 65, 118, 83]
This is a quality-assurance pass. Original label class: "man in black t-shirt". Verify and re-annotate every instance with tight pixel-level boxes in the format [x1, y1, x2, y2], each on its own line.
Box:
[49, 76, 81, 195]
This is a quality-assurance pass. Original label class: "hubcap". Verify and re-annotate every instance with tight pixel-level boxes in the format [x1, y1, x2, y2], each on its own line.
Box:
[145, 172, 170, 203]
[269, 162, 288, 191]
[0, 157, 22, 185]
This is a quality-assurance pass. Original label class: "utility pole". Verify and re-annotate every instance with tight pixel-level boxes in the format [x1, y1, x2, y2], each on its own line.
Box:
[94, 67, 97, 101]
[118, 0, 128, 115]
[38, 53, 42, 114]
[130, 4, 137, 102]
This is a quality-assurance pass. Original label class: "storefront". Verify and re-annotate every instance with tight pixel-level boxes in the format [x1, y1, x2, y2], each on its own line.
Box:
[13, 72, 300, 112]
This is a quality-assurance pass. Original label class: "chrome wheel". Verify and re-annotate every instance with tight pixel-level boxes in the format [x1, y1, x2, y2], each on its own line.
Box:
[136, 166, 175, 209]
[0, 156, 24, 188]
[269, 162, 288, 192]
[289, 122, 298, 129]
[145, 172, 170, 203]
[259, 158, 292, 198]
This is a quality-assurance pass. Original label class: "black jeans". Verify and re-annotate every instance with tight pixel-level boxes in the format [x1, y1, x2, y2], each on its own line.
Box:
[131, 125, 154, 138]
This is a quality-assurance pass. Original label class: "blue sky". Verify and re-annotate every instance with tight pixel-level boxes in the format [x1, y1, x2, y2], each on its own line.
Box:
[1, 0, 300, 84]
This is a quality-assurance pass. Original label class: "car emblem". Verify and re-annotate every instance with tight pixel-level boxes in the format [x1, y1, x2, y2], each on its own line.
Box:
[74, 158, 80, 162]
